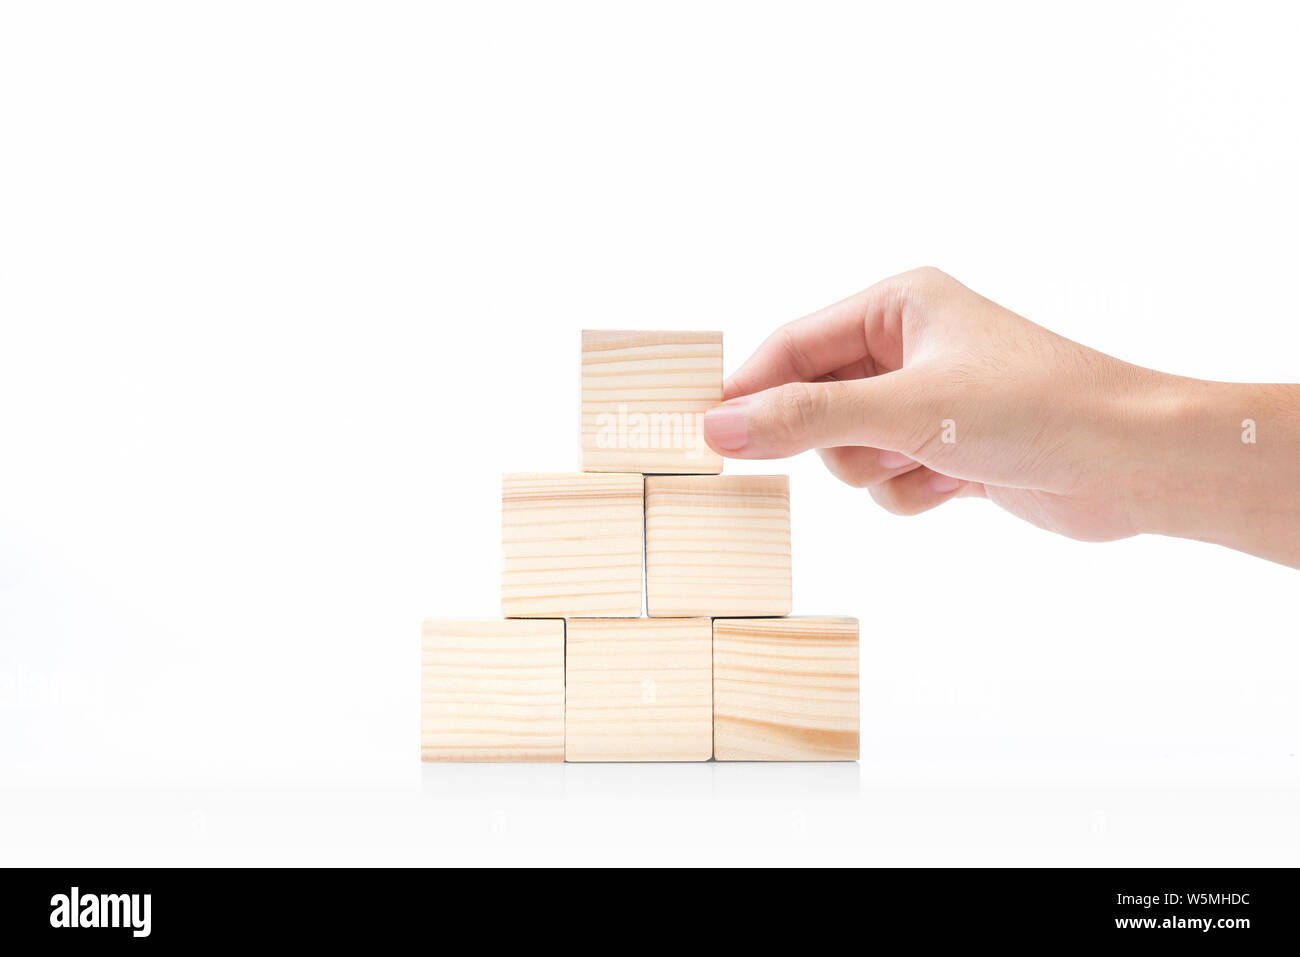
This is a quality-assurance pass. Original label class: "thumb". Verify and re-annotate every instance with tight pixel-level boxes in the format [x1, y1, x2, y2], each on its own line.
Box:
[702, 370, 932, 459]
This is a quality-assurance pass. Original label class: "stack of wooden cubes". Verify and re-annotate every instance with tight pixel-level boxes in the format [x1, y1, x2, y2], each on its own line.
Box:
[422, 331, 859, 762]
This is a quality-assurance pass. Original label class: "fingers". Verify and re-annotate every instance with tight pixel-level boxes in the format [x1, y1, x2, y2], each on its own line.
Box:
[723, 266, 953, 400]
[819, 444, 985, 517]
[724, 290, 876, 400]
[703, 368, 934, 459]
[869, 467, 985, 516]
[817, 446, 920, 488]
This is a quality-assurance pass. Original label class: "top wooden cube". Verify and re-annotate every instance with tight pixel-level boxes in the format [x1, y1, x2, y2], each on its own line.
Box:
[581, 330, 723, 474]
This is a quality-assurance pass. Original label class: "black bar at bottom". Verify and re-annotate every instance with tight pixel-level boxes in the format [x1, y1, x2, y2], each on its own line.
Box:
[0, 867, 1288, 945]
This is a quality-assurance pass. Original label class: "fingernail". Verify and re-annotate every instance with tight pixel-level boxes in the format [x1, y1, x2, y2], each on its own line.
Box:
[929, 473, 961, 494]
[703, 399, 750, 451]
[878, 451, 913, 469]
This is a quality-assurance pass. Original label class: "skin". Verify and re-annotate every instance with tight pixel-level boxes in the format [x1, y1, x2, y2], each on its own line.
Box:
[702, 267, 1300, 569]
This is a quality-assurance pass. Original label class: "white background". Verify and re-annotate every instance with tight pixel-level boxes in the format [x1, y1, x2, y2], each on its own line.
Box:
[2, 1, 1298, 866]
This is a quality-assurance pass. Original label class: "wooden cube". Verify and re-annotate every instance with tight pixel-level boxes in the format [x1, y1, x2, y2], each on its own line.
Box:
[501, 473, 643, 618]
[581, 330, 723, 474]
[713, 617, 859, 761]
[421, 619, 565, 762]
[565, 618, 713, 762]
[644, 475, 791, 617]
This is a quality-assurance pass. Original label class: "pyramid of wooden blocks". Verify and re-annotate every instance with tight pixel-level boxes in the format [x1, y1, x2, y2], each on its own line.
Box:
[423, 328, 859, 763]
[581, 329, 724, 474]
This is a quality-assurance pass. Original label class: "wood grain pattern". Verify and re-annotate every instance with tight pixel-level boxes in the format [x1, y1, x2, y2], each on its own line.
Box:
[713, 617, 859, 761]
[644, 474, 792, 617]
[565, 617, 713, 762]
[501, 472, 643, 618]
[581, 329, 723, 474]
[421, 619, 565, 762]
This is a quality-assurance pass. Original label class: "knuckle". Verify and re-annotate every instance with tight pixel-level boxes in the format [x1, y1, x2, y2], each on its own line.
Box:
[841, 468, 876, 490]
[889, 266, 957, 315]
[822, 453, 874, 489]
[903, 265, 951, 287]
[842, 468, 873, 488]
[770, 381, 824, 441]
[870, 477, 931, 516]
[777, 325, 816, 381]
[868, 482, 907, 515]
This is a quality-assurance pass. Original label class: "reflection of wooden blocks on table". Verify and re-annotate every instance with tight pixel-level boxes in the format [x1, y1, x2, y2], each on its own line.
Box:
[644, 475, 791, 618]
[713, 617, 859, 761]
[501, 473, 643, 618]
[581, 330, 723, 475]
[421, 619, 565, 762]
[565, 618, 713, 762]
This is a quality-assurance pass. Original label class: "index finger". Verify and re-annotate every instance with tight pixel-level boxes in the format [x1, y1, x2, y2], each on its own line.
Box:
[724, 286, 882, 400]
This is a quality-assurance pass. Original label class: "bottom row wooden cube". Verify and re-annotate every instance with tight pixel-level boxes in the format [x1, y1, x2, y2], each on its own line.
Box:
[421, 619, 565, 762]
[565, 618, 713, 762]
[421, 616, 858, 763]
[713, 617, 859, 761]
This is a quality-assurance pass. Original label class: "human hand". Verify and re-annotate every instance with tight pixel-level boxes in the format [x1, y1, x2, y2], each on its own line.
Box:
[704, 268, 1300, 566]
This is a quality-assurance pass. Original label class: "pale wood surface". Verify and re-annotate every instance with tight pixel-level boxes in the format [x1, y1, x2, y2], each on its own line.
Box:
[581, 329, 723, 474]
[644, 474, 792, 617]
[421, 619, 565, 762]
[501, 472, 643, 618]
[565, 617, 713, 762]
[713, 617, 859, 761]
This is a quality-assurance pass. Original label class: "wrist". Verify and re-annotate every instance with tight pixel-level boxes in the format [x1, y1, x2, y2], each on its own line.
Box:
[1124, 374, 1300, 565]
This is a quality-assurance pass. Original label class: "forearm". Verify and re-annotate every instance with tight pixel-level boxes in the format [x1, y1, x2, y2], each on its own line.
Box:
[1126, 376, 1300, 568]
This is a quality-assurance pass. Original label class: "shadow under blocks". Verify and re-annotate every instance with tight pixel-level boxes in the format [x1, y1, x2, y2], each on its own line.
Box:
[421, 330, 859, 763]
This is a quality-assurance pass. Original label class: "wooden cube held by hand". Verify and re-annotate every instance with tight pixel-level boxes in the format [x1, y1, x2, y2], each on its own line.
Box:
[581, 330, 723, 474]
